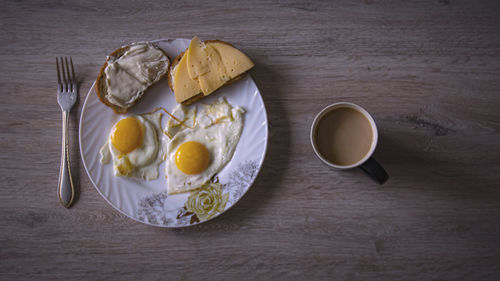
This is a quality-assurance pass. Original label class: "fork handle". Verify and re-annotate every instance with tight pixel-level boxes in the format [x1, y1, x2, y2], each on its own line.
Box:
[58, 111, 75, 208]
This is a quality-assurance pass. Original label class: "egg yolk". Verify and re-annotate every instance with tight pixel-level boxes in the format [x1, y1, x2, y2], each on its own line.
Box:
[175, 141, 210, 175]
[111, 117, 144, 154]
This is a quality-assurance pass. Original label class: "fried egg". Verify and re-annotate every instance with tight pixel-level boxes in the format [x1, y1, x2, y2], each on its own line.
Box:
[165, 98, 245, 194]
[99, 112, 164, 180]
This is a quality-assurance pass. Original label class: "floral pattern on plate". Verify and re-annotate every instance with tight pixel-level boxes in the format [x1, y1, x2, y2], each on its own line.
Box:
[136, 159, 260, 227]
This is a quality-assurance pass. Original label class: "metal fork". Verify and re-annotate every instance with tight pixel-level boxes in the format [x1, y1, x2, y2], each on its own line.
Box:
[56, 57, 77, 208]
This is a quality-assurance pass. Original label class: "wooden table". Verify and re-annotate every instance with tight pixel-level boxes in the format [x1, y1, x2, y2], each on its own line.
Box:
[1, 0, 499, 280]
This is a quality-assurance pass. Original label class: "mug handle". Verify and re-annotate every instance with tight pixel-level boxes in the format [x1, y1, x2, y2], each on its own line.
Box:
[359, 157, 389, 184]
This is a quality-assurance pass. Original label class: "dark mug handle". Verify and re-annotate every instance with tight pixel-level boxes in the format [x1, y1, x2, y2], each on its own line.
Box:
[359, 157, 388, 184]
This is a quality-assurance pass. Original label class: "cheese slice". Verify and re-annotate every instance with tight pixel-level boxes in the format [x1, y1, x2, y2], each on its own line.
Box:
[172, 38, 254, 104]
[173, 50, 201, 103]
[187, 36, 210, 79]
[198, 45, 230, 95]
[208, 42, 254, 79]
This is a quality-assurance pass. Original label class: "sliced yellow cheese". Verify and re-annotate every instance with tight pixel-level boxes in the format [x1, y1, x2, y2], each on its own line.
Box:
[173, 38, 254, 104]
[173, 50, 201, 103]
[208, 42, 254, 79]
[187, 36, 210, 80]
[198, 45, 230, 95]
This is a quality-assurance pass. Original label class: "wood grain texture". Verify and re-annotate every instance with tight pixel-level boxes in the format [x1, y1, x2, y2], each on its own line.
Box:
[1, 0, 500, 280]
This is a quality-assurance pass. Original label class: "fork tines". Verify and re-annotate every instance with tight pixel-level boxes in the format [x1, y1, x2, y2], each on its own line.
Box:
[56, 57, 76, 92]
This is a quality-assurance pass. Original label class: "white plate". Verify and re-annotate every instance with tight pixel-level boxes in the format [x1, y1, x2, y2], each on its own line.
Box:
[79, 38, 268, 227]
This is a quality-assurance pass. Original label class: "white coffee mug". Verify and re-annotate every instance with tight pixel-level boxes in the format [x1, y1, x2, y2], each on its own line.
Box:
[310, 102, 388, 184]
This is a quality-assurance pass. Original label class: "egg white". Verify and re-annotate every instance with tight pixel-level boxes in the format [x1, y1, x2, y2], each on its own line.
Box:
[165, 98, 245, 194]
[99, 112, 164, 180]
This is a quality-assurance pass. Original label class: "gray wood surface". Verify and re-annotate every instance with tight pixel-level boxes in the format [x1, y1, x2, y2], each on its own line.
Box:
[1, 0, 500, 280]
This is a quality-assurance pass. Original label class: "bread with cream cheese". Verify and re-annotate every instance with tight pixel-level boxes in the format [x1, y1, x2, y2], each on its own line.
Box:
[96, 42, 170, 114]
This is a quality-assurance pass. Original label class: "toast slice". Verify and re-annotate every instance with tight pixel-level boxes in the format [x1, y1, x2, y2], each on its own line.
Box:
[96, 42, 170, 114]
[167, 39, 253, 105]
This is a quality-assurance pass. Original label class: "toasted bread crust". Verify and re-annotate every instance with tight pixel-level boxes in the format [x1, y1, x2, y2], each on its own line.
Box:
[168, 40, 249, 105]
[95, 43, 170, 114]
[95, 47, 130, 114]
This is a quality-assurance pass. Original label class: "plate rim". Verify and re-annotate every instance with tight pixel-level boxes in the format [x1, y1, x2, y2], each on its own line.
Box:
[79, 38, 268, 227]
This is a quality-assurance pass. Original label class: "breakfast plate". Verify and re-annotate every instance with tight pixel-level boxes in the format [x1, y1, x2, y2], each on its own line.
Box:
[79, 38, 268, 227]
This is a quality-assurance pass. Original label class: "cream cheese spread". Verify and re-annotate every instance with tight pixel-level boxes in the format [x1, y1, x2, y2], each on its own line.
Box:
[104, 43, 169, 108]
